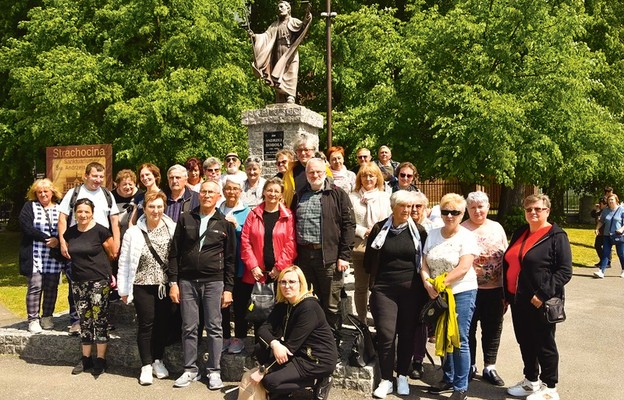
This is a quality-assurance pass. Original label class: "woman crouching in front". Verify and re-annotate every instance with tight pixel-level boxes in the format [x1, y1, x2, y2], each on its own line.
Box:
[250, 265, 337, 400]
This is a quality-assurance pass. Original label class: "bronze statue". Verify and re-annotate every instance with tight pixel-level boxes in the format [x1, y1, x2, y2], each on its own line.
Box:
[248, 1, 312, 104]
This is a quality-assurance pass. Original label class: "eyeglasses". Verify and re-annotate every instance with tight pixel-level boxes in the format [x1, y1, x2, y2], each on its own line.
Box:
[225, 157, 238, 163]
[199, 190, 218, 196]
[525, 207, 548, 213]
[307, 170, 325, 176]
[399, 173, 414, 179]
[245, 156, 262, 164]
[204, 168, 220, 173]
[279, 280, 299, 287]
[357, 155, 370, 159]
[441, 209, 462, 216]
[296, 147, 314, 153]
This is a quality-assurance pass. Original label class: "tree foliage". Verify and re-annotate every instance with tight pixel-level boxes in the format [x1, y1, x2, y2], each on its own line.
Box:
[2, 0, 624, 224]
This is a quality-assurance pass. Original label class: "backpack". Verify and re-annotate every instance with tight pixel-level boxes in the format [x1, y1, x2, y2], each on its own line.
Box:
[68, 184, 114, 230]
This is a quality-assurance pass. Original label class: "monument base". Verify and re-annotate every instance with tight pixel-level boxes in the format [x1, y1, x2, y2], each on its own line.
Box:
[242, 104, 324, 176]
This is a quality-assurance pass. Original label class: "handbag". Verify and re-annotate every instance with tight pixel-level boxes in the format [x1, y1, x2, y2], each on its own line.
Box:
[237, 367, 267, 400]
[245, 282, 275, 323]
[419, 293, 449, 325]
[543, 296, 566, 324]
[344, 313, 376, 367]
[611, 232, 624, 243]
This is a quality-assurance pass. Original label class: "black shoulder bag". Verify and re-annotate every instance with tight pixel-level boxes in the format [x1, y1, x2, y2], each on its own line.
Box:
[140, 229, 169, 272]
[519, 230, 566, 324]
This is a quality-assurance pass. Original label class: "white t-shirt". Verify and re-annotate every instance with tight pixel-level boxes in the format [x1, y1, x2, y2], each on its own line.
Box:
[59, 186, 120, 228]
[424, 226, 479, 294]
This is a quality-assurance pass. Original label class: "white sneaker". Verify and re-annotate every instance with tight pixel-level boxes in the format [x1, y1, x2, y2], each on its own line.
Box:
[620, 271, 624, 278]
[507, 378, 541, 397]
[174, 371, 199, 388]
[208, 371, 224, 390]
[40, 316, 54, 330]
[28, 320, 43, 334]
[593, 270, 605, 278]
[228, 337, 245, 354]
[373, 379, 393, 399]
[527, 386, 559, 400]
[397, 375, 409, 395]
[139, 365, 153, 385]
[152, 359, 169, 379]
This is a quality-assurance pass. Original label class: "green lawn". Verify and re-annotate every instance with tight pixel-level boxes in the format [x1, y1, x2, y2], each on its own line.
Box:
[0, 226, 602, 319]
[0, 231, 70, 319]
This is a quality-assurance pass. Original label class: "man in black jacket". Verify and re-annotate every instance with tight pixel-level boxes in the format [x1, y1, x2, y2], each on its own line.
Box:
[292, 158, 355, 331]
[168, 180, 235, 390]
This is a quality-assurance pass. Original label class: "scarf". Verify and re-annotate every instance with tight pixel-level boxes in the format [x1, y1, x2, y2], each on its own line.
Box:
[371, 215, 422, 270]
[427, 273, 460, 356]
[359, 188, 385, 228]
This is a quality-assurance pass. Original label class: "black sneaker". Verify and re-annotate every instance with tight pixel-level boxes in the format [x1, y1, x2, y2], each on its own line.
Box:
[482, 368, 505, 386]
[92, 357, 107, 376]
[428, 381, 453, 394]
[449, 390, 468, 400]
[469, 365, 476, 381]
[71, 356, 93, 375]
[409, 361, 424, 380]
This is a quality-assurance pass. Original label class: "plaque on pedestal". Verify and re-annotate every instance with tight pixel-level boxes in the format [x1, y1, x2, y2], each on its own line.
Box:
[242, 104, 323, 176]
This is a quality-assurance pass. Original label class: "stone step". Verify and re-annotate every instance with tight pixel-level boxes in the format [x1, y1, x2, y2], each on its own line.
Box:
[0, 300, 375, 392]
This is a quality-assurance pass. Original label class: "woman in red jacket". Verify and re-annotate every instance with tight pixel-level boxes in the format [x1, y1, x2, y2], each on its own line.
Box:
[240, 177, 297, 332]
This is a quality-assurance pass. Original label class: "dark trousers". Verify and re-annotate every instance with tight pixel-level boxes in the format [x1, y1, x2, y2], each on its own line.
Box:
[133, 284, 170, 366]
[26, 272, 60, 321]
[222, 278, 253, 339]
[64, 268, 79, 324]
[256, 346, 318, 396]
[370, 280, 424, 379]
[469, 288, 504, 366]
[297, 247, 343, 330]
[510, 299, 559, 387]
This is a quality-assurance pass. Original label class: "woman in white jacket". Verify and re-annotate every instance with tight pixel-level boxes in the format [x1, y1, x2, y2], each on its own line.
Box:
[118, 191, 176, 385]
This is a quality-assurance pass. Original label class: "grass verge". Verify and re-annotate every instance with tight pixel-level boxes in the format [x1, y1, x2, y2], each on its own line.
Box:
[0, 231, 69, 319]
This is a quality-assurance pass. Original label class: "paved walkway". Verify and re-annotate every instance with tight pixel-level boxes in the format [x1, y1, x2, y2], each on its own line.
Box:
[1, 266, 623, 399]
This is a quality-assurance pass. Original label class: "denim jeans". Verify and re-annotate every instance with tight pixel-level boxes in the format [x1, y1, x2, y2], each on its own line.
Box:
[600, 235, 624, 273]
[443, 289, 477, 392]
[179, 279, 224, 374]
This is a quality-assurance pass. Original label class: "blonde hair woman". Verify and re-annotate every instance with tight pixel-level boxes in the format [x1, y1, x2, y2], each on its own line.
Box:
[251, 266, 338, 400]
[18, 179, 65, 333]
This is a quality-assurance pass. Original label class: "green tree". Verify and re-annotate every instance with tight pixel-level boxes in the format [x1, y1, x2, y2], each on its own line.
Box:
[0, 0, 264, 226]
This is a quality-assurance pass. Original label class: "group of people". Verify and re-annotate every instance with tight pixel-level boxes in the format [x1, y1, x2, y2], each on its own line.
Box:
[18, 135, 572, 400]
[591, 186, 624, 279]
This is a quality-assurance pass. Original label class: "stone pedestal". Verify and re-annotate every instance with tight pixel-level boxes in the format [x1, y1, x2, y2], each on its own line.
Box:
[242, 104, 324, 176]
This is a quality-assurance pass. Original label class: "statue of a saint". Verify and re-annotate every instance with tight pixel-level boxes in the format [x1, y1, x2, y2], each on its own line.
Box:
[249, 1, 312, 104]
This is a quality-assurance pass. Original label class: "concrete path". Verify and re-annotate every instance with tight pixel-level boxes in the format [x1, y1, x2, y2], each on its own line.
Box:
[0, 266, 622, 399]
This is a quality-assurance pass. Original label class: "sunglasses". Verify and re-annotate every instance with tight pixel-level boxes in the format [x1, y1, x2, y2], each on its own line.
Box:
[441, 209, 462, 216]
[525, 207, 548, 213]
[357, 155, 370, 159]
[276, 160, 288, 165]
[225, 157, 238, 163]
[399, 173, 414, 178]
[204, 168, 220, 173]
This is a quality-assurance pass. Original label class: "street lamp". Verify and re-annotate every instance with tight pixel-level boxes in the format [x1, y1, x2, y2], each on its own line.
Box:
[321, 1, 337, 149]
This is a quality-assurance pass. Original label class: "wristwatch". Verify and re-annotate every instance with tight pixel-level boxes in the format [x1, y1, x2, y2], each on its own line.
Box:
[169, 282, 177, 287]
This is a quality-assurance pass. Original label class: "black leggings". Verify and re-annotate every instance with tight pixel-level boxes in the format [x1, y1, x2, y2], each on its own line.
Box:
[133, 284, 170, 365]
